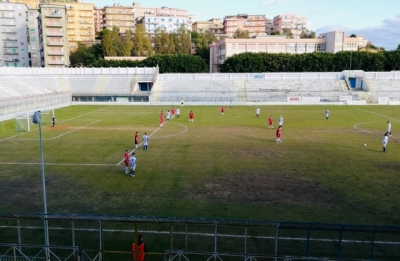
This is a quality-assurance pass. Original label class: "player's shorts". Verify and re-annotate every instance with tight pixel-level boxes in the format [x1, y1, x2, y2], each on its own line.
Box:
[382, 141, 388, 146]
[131, 165, 136, 171]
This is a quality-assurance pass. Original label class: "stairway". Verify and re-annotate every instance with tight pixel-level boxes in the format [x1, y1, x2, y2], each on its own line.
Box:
[236, 81, 247, 102]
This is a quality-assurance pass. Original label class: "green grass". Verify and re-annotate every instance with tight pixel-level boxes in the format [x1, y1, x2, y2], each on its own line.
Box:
[0, 105, 400, 226]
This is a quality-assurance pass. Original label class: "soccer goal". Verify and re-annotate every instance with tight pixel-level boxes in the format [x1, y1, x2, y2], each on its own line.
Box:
[15, 110, 54, 132]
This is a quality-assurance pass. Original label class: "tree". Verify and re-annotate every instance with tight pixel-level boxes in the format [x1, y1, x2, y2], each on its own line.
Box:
[300, 30, 316, 39]
[350, 34, 357, 38]
[99, 27, 123, 57]
[69, 42, 101, 67]
[132, 24, 153, 56]
[270, 31, 281, 35]
[233, 28, 250, 39]
[397, 44, 400, 51]
[153, 28, 175, 54]
[122, 30, 134, 56]
[282, 28, 294, 39]
[173, 26, 191, 54]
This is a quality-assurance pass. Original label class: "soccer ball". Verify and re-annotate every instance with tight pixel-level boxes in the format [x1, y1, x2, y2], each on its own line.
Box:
[364, 144, 367, 146]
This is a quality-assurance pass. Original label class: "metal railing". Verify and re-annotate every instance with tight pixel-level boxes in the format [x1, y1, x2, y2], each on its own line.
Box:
[0, 213, 400, 261]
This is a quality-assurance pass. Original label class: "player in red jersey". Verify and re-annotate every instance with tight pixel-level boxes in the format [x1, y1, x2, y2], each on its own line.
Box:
[124, 150, 130, 174]
[134, 132, 139, 150]
[171, 107, 175, 119]
[268, 115, 274, 129]
[160, 111, 164, 118]
[189, 111, 194, 123]
[276, 127, 282, 143]
[220, 106, 225, 115]
[160, 116, 164, 127]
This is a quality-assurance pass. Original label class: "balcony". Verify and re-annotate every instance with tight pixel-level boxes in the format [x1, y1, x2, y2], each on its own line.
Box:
[3, 37, 17, 41]
[45, 12, 62, 18]
[47, 32, 64, 37]
[2, 30, 17, 34]
[48, 60, 65, 65]
[1, 22, 16, 26]
[79, 14, 92, 18]
[3, 51, 18, 55]
[0, 15, 15, 19]
[46, 22, 63, 27]
[47, 41, 64, 46]
[67, 12, 75, 17]
[3, 45, 18, 48]
[67, 32, 75, 35]
[81, 32, 92, 36]
[48, 51, 64, 55]
[79, 20, 92, 24]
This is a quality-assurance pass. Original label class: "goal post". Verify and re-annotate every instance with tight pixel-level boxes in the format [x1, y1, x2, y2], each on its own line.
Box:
[14, 109, 54, 132]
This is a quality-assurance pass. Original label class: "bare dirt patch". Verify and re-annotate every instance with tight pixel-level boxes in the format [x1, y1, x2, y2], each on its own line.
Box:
[197, 172, 344, 206]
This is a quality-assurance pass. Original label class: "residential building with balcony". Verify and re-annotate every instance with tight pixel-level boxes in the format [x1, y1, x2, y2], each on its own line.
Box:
[94, 7, 104, 35]
[38, 4, 69, 67]
[138, 15, 187, 34]
[103, 4, 134, 33]
[0, 2, 29, 67]
[223, 14, 267, 37]
[209, 31, 369, 72]
[65, 1, 95, 50]
[27, 8, 41, 67]
[272, 14, 307, 38]
[193, 18, 223, 34]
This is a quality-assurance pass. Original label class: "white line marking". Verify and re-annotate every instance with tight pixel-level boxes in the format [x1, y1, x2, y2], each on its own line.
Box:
[150, 123, 188, 139]
[0, 162, 115, 166]
[116, 122, 169, 166]
[0, 107, 110, 143]
[47, 120, 101, 140]
[353, 107, 400, 121]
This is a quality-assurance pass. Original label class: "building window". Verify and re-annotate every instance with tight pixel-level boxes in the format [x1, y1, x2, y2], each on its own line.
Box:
[238, 44, 245, 49]
[288, 43, 295, 52]
[258, 44, 266, 50]
[161, 18, 164, 22]
[232, 44, 236, 49]
[317, 44, 325, 52]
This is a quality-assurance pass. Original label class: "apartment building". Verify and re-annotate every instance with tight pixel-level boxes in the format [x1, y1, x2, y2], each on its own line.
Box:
[27, 8, 41, 67]
[94, 7, 104, 35]
[192, 18, 223, 34]
[103, 4, 134, 33]
[272, 14, 307, 38]
[66, 1, 95, 50]
[223, 14, 267, 37]
[209, 31, 369, 72]
[0, 2, 29, 67]
[38, 4, 69, 67]
[139, 15, 188, 34]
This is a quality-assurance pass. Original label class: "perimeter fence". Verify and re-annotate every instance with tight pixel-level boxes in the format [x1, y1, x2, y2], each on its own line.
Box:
[0, 213, 399, 261]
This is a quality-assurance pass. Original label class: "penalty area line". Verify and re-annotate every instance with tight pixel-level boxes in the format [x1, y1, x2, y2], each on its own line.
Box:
[116, 122, 168, 166]
[0, 162, 116, 167]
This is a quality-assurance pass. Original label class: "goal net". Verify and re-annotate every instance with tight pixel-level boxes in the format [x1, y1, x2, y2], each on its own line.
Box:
[15, 110, 54, 132]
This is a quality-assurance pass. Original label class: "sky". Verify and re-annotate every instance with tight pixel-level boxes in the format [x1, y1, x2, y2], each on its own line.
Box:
[93, 0, 400, 50]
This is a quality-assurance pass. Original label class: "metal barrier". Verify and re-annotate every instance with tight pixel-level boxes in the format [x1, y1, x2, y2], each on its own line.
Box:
[0, 213, 400, 261]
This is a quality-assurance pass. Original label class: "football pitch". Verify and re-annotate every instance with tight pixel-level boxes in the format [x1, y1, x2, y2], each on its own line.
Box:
[0, 105, 399, 226]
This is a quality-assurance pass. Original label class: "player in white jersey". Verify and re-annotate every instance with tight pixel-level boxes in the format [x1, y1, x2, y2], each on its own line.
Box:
[142, 133, 149, 150]
[176, 108, 180, 118]
[382, 133, 389, 152]
[386, 121, 392, 136]
[256, 108, 260, 118]
[325, 109, 329, 120]
[166, 110, 171, 121]
[129, 152, 136, 177]
[278, 115, 284, 128]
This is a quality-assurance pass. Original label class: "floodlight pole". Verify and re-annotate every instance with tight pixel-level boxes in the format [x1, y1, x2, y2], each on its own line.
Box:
[32, 111, 50, 260]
